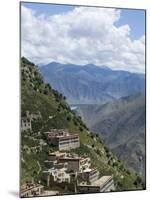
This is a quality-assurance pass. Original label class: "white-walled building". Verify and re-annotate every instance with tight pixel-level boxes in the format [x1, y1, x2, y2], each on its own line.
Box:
[21, 117, 32, 131]
[46, 129, 80, 151]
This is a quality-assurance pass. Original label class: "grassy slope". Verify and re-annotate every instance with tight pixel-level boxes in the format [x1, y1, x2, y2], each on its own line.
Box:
[21, 57, 144, 191]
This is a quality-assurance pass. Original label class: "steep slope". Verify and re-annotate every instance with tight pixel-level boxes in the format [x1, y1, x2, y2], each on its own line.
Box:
[21, 57, 144, 191]
[75, 94, 146, 178]
[39, 62, 145, 104]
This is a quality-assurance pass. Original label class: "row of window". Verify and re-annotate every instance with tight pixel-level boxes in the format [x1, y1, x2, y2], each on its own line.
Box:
[59, 137, 79, 142]
[22, 123, 31, 127]
[59, 140, 80, 145]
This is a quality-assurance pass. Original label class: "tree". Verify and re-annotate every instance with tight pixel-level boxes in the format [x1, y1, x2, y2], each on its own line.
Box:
[43, 89, 48, 95]
[79, 127, 83, 132]
[67, 116, 71, 121]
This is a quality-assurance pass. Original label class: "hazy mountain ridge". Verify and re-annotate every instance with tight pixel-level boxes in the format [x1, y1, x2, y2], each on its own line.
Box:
[74, 93, 145, 178]
[39, 62, 145, 105]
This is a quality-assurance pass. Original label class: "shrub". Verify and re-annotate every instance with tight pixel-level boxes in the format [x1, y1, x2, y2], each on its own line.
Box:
[96, 149, 101, 155]
[106, 153, 110, 158]
[57, 108, 61, 112]
[43, 89, 48, 95]
[108, 160, 111, 165]
[46, 83, 52, 90]
[63, 96, 66, 100]
[134, 176, 142, 186]
[104, 146, 109, 154]
[79, 127, 83, 132]
[117, 181, 123, 188]
[126, 169, 131, 175]
[34, 86, 37, 91]
[66, 116, 71, 121]
[73, 119, 78, 126]
[90, 134, 94, 139]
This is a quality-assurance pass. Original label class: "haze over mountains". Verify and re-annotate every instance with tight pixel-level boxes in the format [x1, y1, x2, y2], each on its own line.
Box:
[74, 93, 145, 178]
[39, 62, 145, 105]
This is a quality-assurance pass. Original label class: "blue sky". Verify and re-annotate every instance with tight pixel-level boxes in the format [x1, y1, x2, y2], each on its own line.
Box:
[22, 2, 75, 15]
[22, 2, 145, 40]
[21, 2, 145, 73]
[115, 9, 145, 40]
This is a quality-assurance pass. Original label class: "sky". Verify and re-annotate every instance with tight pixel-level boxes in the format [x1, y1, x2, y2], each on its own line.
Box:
[21, 2, 145, 73]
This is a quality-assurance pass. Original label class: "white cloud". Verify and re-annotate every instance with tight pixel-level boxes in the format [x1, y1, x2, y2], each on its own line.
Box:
[21, 6, 145, 73]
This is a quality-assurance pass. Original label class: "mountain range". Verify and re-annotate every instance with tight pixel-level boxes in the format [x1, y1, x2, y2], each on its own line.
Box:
[74, 93, 146, 179]
[39, 62, 145, 105]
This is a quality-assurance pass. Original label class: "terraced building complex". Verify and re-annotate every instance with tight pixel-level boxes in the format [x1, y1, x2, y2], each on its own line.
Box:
[42, 150, 115, 193]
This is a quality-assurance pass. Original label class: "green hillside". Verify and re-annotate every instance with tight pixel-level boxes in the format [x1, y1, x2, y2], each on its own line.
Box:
[21, 57, 144, 192]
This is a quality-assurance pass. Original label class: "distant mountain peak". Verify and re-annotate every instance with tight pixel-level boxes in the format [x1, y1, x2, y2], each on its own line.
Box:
[50, 61, 61, 65]
[85, 63, 111, 70]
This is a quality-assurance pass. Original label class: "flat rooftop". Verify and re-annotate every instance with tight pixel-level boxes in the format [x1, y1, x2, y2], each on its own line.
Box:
[93, 176, 112, 187]
[83, 168, 97, 173]
[48, 151, 67, 156]
[78, 176, 112, 187]
[58, 154, 87, 160]
[58, 134, 79, 139]
[21, 184, 44, 193]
